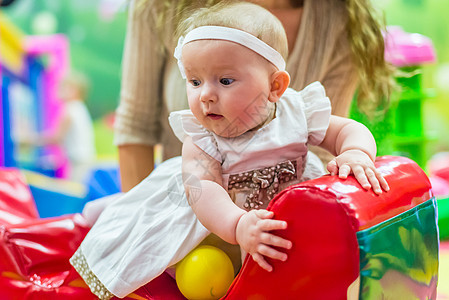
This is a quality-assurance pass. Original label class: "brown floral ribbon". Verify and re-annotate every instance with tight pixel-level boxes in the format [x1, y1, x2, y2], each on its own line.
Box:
[228, 160, 297, 210]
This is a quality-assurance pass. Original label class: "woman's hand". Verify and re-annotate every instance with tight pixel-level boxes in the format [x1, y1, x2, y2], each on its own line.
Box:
[327, 149, 389, 194]
[235, 210, 292, 272]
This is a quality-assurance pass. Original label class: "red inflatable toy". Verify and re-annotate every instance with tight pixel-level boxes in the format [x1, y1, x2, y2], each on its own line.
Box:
[0, 156, 439, 299]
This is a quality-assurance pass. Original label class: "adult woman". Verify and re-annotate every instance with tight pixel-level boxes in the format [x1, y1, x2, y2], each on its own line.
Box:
[114, 0, 395, 191]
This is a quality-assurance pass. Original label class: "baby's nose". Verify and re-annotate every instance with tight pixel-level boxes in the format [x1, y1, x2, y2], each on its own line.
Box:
[200, 83, 218, 103]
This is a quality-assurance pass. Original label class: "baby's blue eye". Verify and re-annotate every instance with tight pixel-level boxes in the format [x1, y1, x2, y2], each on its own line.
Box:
[220, 78, 234, 85]
[191, 80, 201, 86]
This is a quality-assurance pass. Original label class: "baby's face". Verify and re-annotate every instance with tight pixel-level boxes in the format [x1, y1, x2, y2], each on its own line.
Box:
[182, 39, 276, 138]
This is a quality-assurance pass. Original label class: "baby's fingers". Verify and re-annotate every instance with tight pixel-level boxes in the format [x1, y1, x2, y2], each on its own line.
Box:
[327, 159, 338, 176]
[352, 165, 372, 190]
[252, 252, 273, 272]
[258, 218, 288, 231]
[261, 232, 292, 250]
[338, 164, 351, 179]
[365, 168, 390, 194]
[376, 169, 390, 192]
[254, 209, 274, 220]
[257, 244, 288, 262]
[365, 168, 382, 194]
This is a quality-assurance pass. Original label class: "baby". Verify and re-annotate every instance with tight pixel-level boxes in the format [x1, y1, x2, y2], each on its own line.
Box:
[175, 1, 388, 272]
[71, 2, 388, 299]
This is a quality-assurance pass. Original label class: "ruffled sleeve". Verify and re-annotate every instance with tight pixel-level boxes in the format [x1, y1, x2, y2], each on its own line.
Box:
[300, 82, 331, 146]
[169, 110, 222, 162]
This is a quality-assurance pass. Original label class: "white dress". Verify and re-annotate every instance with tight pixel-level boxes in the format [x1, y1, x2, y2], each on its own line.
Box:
[70, 82, 331, 299]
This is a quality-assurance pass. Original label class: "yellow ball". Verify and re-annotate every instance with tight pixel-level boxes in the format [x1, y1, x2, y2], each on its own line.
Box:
[176, 245, 235, 300]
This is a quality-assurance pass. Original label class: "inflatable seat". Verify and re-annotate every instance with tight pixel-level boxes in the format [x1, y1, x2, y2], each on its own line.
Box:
[0, 156, 439, 299]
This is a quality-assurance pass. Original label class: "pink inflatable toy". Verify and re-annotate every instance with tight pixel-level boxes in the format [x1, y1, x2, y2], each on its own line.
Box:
[384, 26, 436, 67]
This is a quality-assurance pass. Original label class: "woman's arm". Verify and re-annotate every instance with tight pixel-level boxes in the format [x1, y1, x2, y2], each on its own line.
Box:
[319, 115, 389, 194]
[118, 145, 154, 192]
[182, 137, 292, 271]
[115, 0, 166, 191]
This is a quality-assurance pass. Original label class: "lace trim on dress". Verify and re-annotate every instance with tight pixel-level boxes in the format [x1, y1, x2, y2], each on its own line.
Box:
[228, 160, 298, 210]
[70, 248, 114, 300]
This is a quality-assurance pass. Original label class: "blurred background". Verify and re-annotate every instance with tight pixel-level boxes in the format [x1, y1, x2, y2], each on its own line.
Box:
[1, 0, 126, 165]
[3, 0, 126, 120]
[0, 0, 449, 215]
[380, 0, 449, 152]
[2, 0, 448, 163]
[2, 1, 449, 298]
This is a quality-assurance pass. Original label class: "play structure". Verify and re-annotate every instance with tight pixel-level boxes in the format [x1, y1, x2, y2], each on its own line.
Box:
[0, 12, 442, 300]
[0, 12, 69, 178]
[428, 152, 449, 240]
[351, 26, 436, 167]
[0, 13, 121, 218]
[428, 152, 449, 298]
[0, 13, 109, 219]
[0, 156, 438, 299]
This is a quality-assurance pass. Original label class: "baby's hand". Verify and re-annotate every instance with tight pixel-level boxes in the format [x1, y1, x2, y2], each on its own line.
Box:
[235, 210, 292, 272]
[327, 149, 389, 194]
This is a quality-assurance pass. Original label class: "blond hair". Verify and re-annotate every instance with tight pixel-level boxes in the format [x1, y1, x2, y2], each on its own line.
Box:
[346, 0, 397, 114]
[135, 0, 222, 50]
[176, 1, 288, 60]
[135, 0, 395, 115]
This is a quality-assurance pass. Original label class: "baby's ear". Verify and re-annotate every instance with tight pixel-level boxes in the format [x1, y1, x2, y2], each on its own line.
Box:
[268, 70, 290, 103]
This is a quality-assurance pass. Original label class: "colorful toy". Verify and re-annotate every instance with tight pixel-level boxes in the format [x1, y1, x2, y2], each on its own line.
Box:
[439, 197, 449, 240]
[24, 34, 70, 178]
[350, 26, 436, 167]
[0, 12, 70, 178]
[18, 165, 120, 219]
[223, 156, 438, 299]
[428, 152, 449, 183]
[176, 245, 234, 300]
[22, 170, 87, 218]
[84, 165, 121, 201]
[429, 175, 449, 198]
[428, 152, 449, 240]
[438, 241, 449, 298]
[0, 156, 439, 299]
[0, 11, 26, 168]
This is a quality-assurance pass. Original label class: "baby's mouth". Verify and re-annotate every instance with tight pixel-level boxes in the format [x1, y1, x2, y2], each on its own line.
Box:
[207, 113, 223, 120]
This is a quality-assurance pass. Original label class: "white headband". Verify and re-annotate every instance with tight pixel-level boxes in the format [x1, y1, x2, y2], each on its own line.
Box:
[173, 25, 286, 79]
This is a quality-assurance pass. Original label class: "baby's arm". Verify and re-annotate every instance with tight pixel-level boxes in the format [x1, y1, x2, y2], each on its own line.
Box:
[182, 136, 291, 271]
[319, 116, 389, 194]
